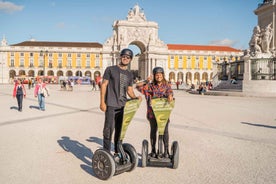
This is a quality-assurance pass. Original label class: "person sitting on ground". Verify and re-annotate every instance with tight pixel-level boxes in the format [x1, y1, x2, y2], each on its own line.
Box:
[198, 83, 206, 94]
[230, 77, 237, 84]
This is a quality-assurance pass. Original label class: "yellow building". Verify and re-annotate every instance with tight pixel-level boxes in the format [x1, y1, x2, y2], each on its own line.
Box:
[0, 4, 243, 84]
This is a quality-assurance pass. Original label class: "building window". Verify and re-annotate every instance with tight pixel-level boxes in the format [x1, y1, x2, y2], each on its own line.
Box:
[68, 53, 71, 58]
[86, 53, 90, 58]
[95, 54, 100, 68]
[187, 59, 191, 69]
[58, 60, 62, 68]
[178, 58, 183, 69]
[203, 60, 207, 69]
[195, 59, 199, 69]
[67, 60, 72, 68]
[30, 53, 33, 57]
[58, 53, 62, 58]
[39, 58, 43, 67]
[10, 59, 14, 67]
[86, 59, 90, 68]
[170, 60, 174, 69]
[48, 60, 53, 68]
[77, 53, 81, 58]
[20, 53, 24, 57]
[30, 59, 34, 67]
[77, 59, 81, 68]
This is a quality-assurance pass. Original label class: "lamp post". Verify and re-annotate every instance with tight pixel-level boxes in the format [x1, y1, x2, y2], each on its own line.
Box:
[0, 52, 3, 84]
[0, 62, 3, 84]
[40, 50, 48, 78]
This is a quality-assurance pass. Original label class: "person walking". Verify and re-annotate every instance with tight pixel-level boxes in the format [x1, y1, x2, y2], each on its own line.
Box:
[136, 67, 173, 158]
[100, 48, 141, 155]
[13, 80, 26, 112]
[34, 78, 48, 111]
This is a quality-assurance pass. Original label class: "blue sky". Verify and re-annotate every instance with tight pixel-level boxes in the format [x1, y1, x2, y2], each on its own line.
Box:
[0, 0, 263, 51]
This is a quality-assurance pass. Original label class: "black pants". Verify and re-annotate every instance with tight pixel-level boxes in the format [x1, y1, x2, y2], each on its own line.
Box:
[103, 106, 124, 153]
[16, 94, 23, 111]
[149, 117, 169, 151]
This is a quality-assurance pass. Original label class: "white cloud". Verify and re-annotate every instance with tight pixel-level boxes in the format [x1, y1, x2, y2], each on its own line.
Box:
[208, 38, 237, 47]
[0, 0, 24, 13]
[56, 22, 65, 29]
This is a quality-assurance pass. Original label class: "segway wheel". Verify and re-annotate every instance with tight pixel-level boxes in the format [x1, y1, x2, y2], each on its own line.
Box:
[171, 141, 179, 169]
[141, 139, 148, 167]
[123, 143, 138, 172]
[92, 149, 116, 180]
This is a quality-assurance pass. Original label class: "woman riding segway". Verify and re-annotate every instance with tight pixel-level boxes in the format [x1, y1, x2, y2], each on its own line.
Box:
[136, 67, 173, 158]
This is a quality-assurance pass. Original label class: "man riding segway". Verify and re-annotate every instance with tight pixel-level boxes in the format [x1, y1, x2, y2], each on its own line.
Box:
[92, 48, 142, 180]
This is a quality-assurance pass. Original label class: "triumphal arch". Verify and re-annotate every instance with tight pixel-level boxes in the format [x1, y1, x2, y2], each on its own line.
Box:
[102, 4, 168, 79]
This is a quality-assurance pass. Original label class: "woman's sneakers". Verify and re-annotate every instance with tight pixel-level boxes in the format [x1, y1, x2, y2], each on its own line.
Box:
[164, 149, 170, 158]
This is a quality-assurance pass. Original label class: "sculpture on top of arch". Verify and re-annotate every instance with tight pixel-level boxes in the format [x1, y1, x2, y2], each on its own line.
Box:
[127, 4, 146, 22]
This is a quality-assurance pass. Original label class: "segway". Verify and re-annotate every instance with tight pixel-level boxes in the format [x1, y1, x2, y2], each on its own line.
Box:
[92, 99, 141, 180]
[141, 98, 179, 169]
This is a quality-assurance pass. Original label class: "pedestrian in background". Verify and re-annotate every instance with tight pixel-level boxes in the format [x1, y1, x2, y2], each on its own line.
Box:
[13, 79, 26, 112]
[34, 78, 48, 111]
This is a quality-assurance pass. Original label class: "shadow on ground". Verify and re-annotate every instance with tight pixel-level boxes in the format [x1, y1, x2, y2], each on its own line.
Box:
[57, 136, 95, 177]
[241, 122, 276, 129]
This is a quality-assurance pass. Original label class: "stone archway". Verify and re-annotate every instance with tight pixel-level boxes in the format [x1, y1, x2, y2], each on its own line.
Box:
[169, 72, 175, 83]
[9, 70, 16, 79]
[19, 70, 26, 76]
[186, 72, 192, 85]
[94, 71, 101, 80]
[194, 72, 200, 84]
[47, 70, 54, 76]
[84, 70, 92, 78]
[66, 70, 73, 77]
[57, 70, 63, 77]
[177, 72, 184, 83]
[202, 72, 208, 82]
[76, 70, 82, 77]
[103, 4, 168, 80]
[28, 70, 35, 77]
[38, 70, 43, 76]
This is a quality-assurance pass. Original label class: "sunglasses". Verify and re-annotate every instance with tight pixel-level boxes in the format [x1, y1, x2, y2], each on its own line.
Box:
[121, 55, 131, 59]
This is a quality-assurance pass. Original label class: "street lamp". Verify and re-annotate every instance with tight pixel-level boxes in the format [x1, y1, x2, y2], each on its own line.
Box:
[40, 50, 48, 78]
[0, 52, 4, 84]
[0, 62, 3, 84]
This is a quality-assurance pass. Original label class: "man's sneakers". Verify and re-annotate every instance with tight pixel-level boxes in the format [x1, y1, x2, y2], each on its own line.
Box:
[150, 148, 157, 158]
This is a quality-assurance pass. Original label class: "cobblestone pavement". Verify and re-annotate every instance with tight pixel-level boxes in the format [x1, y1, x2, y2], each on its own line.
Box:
[0, 84, 275, 184]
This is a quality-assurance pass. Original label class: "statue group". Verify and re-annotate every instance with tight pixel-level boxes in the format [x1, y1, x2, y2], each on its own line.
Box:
[249, 23, 273, 57]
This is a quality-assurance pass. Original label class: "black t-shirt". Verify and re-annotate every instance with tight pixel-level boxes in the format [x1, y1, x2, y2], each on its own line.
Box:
[103, 65, 133, 107]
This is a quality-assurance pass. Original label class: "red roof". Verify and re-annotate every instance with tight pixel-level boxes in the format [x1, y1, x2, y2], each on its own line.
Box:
[11, 41, 102, 48]
[167, 44, 241, 52]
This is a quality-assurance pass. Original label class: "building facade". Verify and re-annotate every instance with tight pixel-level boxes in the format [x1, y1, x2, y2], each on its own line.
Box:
[0, 4, 243, 85]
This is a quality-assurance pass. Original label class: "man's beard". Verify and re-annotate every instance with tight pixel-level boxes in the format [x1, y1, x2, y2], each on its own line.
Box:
[119, 62, 128, 67]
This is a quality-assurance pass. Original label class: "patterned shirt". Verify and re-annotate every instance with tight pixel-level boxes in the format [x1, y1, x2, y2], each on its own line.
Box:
[137, 82, 173, 119]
